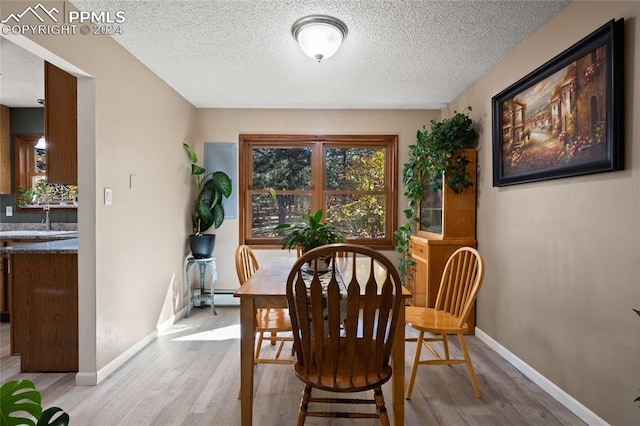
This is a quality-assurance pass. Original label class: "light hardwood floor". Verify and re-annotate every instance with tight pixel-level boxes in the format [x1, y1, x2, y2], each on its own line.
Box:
[0, 307, 586, 425]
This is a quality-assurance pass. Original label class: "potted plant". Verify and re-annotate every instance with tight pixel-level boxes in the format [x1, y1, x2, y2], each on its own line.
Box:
[184, 143, 232, 258]
[275, 209, 345, 271]
[0, 379, 69, 425]
[395, 107, 478, 286]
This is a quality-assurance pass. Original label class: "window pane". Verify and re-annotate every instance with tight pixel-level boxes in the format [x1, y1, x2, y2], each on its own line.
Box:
[252, 147, 311, 190]
[420, 181, 443, 234]
[326, 194, 386, 238]
[252, 194, 311, 237]
[35, 148, 46, 173]
[325, 148, 385, 190]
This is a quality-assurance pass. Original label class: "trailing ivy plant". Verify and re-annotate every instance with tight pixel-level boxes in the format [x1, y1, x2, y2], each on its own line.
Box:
[423, 107, 478, 194]
[395, 107, 478, 286]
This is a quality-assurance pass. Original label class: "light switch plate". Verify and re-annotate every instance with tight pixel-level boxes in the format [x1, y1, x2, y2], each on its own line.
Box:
[5, 206, 13, 216]
[104, 187, 113, 205]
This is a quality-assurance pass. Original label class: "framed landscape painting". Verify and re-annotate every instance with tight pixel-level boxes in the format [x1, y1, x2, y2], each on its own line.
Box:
[492, 19, 624, 187]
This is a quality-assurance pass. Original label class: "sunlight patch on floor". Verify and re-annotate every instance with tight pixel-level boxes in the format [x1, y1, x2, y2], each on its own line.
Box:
[157, 324, 197, 337]
[171, 324, 241, 341]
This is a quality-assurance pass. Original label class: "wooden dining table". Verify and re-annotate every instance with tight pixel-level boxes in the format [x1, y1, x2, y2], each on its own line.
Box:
[234, 255, 411, 425]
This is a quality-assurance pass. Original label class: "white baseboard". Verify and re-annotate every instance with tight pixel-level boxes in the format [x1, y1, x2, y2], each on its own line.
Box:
[95, 329, 158, 384]
[157, 308, 185, 333]
[74, 372, 97, 386]
[475, 328, 608, 426]
[75, 309, 186, 386]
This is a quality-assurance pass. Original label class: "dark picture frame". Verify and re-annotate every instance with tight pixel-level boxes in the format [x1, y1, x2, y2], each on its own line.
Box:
[492, 19, 624, 187]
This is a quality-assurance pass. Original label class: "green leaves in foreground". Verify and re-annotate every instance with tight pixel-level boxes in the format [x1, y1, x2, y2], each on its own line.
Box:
[0, 379, 69, 426]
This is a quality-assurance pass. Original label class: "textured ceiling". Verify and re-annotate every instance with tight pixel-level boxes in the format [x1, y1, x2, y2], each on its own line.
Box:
[2, 0, 571, 109]
[0, 37, 45, 108]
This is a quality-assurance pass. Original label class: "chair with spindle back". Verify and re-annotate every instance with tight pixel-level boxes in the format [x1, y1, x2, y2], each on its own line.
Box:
[286, 243, 403, 425]
[405, 246, 485, 399]
[235, 245, 294, 364]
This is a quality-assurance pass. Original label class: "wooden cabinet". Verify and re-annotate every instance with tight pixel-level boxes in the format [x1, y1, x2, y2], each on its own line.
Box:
[409, 149, 477, 331]
[409, 236, 476, 305]
[10, 252, 78, 372]
[45, 62, 77, 185]
[0, 105, 10, 194]
[418, 149, 476, 239]
[1, 234, 77, 345]
[0, 250, 6, 322]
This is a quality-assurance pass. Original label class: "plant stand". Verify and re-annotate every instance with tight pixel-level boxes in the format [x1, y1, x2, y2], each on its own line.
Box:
[185, 257, 217, 316]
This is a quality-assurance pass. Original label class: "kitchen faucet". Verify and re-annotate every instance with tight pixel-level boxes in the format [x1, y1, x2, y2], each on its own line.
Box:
[43, 193, 51, 231]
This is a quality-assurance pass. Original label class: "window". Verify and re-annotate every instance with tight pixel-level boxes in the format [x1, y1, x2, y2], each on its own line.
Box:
[239, 134, 397, 249]
[14, 134, 77, 209]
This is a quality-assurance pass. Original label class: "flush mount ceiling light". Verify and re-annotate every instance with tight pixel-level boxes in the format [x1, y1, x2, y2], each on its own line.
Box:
[291, 15, 348, 62]
[35, 136, 46, 149]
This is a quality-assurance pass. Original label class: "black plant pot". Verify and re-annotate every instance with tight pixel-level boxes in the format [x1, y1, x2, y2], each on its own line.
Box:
[306, 256, 331, 273]
[189, 234, 216, 259]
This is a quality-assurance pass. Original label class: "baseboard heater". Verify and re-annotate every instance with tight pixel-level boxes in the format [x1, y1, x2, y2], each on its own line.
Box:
[212, 289, 240, 306]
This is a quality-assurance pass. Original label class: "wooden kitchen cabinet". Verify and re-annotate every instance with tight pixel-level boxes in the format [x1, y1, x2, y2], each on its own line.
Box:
[45, 62, 77, 185]
[409, 149, 477, 332]
[10, 252, 78, 372]
[0, 251, 6, 322]
[0, 105, 10, 194]
[1, 233, 77, 362]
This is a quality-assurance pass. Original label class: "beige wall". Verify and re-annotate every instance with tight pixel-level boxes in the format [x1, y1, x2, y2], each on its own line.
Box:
[196, 109, 439, 289]
[4, 1, 199, 378]
[444, 2, 640, 424]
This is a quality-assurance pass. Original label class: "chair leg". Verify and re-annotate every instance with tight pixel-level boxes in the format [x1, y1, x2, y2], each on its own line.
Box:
[458, 333, 481, 398]
[270, 331, 277, 345]
[442, 333, 450, 360]
[374, 386, 390, 426]
[406, 330, 424, 400]
[274, 339, 285, 359]
[297, 385, 312, 426]
[255, 331, 265, 364]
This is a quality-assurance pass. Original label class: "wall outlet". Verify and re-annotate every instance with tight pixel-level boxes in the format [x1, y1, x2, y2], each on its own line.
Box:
[5, 206, 13, 216]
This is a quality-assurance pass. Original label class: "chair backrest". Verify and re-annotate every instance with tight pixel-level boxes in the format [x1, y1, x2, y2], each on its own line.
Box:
[286, 243, 403, 384]
[434, 247, 485, 327]
[235, 245, 259, 285]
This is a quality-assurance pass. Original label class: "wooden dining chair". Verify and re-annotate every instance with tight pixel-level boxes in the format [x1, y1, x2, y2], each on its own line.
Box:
[235, 245, 294, 364]
[405, 246, 485, 399]
[286, 243, 403, 425]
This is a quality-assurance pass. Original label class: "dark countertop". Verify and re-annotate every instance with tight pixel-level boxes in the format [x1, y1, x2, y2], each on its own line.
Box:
[0, 238, 78, 254]
[0, 230, 77, 241]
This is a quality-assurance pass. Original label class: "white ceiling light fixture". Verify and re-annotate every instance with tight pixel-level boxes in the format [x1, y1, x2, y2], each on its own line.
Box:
[35, 136, 46, 149]
[291, 15, 348, 62]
